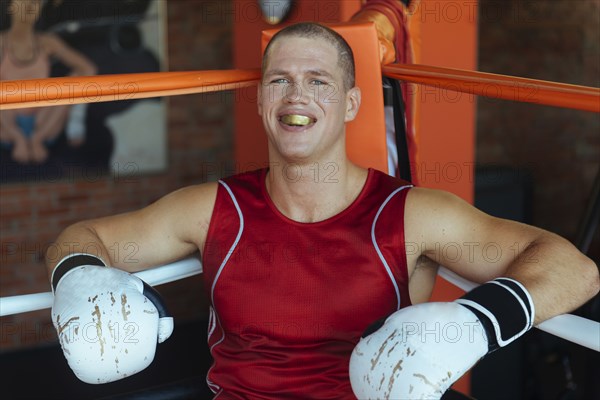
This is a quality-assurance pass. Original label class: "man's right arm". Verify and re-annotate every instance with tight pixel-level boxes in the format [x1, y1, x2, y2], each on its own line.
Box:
[46, 182, 218, 275]
[47, 182, 218, 383]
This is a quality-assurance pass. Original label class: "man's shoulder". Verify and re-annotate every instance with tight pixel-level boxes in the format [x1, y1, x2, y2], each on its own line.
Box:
[163, 181, 219, 208]
[404, 186, 480, 235]
[369, 168, 413, 190]
[220, 168, 266, 186]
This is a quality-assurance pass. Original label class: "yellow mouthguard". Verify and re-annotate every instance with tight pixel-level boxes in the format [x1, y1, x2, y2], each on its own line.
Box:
[281, 115, 313, 126]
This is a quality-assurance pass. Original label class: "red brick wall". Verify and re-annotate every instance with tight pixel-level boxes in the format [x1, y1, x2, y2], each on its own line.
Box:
[477, 0, 600, 259]
[1, 1, 232, 351]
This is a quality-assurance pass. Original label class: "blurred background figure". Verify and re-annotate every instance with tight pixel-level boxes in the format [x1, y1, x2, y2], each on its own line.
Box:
[0, 0, 96, 164]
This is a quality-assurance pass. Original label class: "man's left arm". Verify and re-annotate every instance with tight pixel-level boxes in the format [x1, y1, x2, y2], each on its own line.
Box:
[406, 187, 599, 324]
[349, 187, 599, 399]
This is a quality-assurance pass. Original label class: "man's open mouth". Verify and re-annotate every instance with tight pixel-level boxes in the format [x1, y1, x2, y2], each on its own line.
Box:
[280, 114, 316, 126]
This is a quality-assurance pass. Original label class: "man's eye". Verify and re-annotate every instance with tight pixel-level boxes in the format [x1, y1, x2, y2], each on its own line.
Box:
[310, 80, 327, 86]
[271, 78, 289, 84]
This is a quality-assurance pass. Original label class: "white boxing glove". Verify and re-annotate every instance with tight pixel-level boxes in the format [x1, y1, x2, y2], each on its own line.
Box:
[350, 277, 535, 399]
[51, 254, 174, 384]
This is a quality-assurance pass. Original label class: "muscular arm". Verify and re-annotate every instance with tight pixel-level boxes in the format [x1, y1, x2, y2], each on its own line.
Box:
[405, 187, 600, 324]
[46, 182, 217, 276]
[407, 255, 438, 303]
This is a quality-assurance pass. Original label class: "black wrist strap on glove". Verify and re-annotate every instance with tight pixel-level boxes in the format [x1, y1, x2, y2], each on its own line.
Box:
[455, 277, 535, 352]
[142, 281, 171, 319]
[51, 254, 106, 291]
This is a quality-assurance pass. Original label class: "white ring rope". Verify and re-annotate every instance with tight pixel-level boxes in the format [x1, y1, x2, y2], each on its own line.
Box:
[0, 259, 598, 352]
[0, 257, 202, 317]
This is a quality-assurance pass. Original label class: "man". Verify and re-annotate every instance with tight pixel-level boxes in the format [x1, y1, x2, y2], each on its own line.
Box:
[47, 23, 599, 399]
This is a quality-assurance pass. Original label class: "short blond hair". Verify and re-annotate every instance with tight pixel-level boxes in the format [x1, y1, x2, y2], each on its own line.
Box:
[262, 22, 356, 91]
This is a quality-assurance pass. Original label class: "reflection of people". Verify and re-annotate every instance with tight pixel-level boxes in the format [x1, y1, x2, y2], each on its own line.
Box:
[0, 0, 95, 164]
[46, 23, 598, 398]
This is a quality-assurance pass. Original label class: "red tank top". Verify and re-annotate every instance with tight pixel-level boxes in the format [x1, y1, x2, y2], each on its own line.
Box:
[202, 168, 413, 399]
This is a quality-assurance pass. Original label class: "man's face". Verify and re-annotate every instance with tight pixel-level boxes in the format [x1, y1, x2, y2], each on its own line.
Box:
[258, 36, 360, 163]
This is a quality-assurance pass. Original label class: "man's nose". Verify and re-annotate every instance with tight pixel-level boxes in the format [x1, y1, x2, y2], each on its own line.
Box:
[283, 82, 310, 104]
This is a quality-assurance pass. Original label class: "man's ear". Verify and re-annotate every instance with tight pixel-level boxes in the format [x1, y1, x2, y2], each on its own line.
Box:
[344, 86, 361, 122]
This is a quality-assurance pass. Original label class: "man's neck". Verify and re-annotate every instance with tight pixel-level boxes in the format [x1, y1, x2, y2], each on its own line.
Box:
[265, 159, 368, 223]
